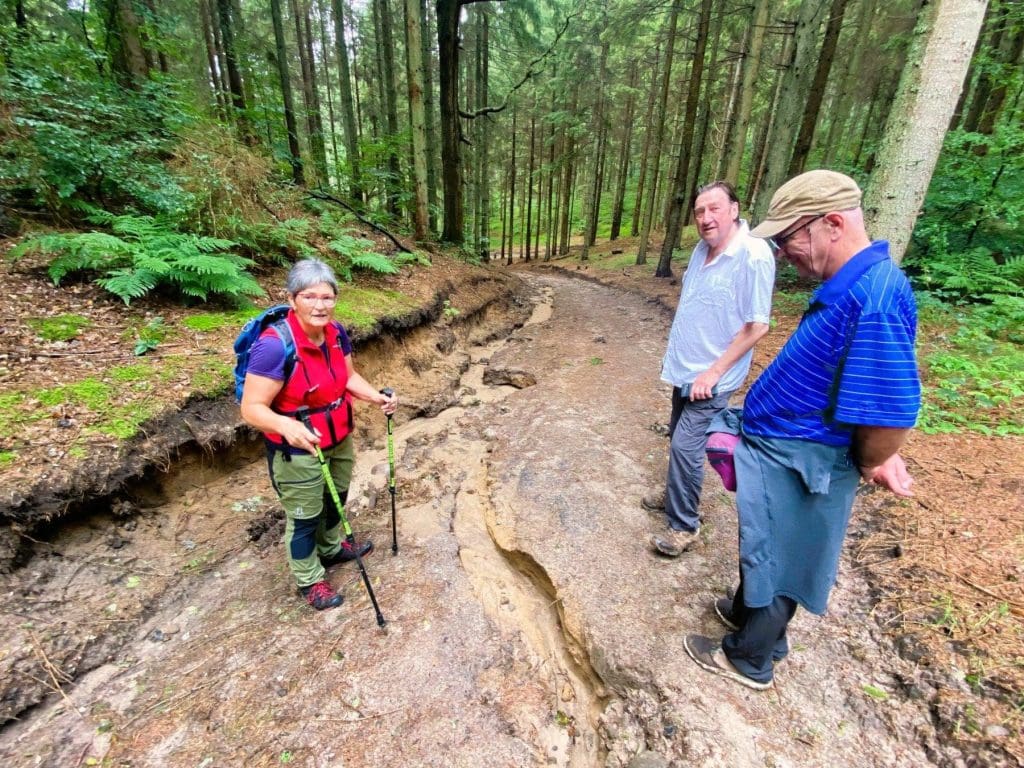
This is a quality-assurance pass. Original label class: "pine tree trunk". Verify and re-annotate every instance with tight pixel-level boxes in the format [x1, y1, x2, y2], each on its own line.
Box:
[636, 3, 680, 265]
[753, 0, 825, 221]
[863, 0, 987, 263]
[199, 0, 229, 119]
[962, 4, 1007, 132]
[822, 0, 877, 166]
[216, 0, 254, 143]
[331, 0, 363, 201]
[377, 0, 402, 215]
[684, 0, 726, 228]
[475, 10, 490, 259]
[610, 63, 638, 241]
[631, 44, 661, 237]
[525, 108, 536, 262]
[270, 0, 305, 186]
[723, 0, 769, 188]
[788, 0, 849, 176]
[655, 0, 712, 278]
[404, 0, 430, 239]
[316, 1, 340, 177]
[506, 102, 517, 265]
[582, 37, 610, 258]
[101, 0, 151, 88]
[421, 0, 439, 229]
[747, 30, 793, 211]
[437, 0, 465, 243]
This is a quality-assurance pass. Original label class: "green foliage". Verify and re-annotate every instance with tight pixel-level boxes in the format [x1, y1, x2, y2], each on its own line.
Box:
[222, 217, 317, 263]
[25, 314, 91, 342]
[326, 232, 397, 281]
[9, 209, 264, 305]
[0, 451, 17, 466]
[916, 304, 1024, 435]
[0, 40, 195, 218]
[132, 317, 166, 356]
[908, 125, 1024, 308]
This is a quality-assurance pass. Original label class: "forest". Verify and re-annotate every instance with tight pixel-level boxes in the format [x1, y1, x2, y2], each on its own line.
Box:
[1, 0, 1023, 765]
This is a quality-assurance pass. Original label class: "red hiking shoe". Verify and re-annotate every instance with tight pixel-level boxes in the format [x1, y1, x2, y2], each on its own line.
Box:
[300, 580, 343, 610]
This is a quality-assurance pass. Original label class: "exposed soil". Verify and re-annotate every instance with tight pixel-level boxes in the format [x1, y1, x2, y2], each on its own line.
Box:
[0, 246, 1021, 767]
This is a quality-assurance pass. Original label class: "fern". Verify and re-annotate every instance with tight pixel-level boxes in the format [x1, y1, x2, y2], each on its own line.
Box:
[8, 212, 263, 305]
[349, 252, 400, 274]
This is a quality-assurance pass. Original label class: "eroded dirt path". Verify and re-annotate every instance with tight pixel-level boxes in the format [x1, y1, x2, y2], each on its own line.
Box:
[2, 273, 952, 767]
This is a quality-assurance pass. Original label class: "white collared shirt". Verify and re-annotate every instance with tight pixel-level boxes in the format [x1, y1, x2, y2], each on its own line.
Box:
[660, 220, 775, 393]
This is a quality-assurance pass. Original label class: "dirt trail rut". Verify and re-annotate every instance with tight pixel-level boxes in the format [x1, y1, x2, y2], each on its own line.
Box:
[2, 273, 950, 767]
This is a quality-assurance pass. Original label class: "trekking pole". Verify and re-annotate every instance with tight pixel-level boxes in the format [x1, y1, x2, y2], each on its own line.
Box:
[380, 388, 398, 556]
[297, 409, 385, 628]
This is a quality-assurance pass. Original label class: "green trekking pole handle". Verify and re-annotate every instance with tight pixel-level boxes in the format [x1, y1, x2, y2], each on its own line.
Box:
[380, 388, 398, 556]
[297, 408, 385, 627]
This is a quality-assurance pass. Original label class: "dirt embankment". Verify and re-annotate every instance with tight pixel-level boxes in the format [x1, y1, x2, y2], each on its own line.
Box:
[0, 263, 1016, 767]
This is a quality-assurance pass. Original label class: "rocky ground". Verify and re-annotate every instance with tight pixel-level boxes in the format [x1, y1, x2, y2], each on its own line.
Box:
[0, 248, 1021, 767]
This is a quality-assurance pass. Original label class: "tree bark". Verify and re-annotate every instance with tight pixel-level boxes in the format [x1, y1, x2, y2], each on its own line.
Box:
[199, 0, 228, 118]
[753, 0, 825, 221]
[436, 0, 464, 242]
[581, 36, 610, 258]
[405, 0, 430, 240]
[631, 44, 660, 238]
[331, 0, 363, 200]
[217, 0, 254, 143]
[101, 0, 151, 89]
[377, 0, 402, 215]
[271, 0, 305, 185]
[506, 102, 517, 265]
[787, 0, 849, 176]
[723, 0, 769, 187]
[421, 0, 440, 228]
[863, 0, 988, 263]
[655, 0, 712, 278]
[610, 62, 638, 241]
[636, 2, 680, 265]
[822, 0, 877, 166]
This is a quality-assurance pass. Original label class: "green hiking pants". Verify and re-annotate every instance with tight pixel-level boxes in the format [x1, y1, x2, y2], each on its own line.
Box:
[268, 436, 354, 589]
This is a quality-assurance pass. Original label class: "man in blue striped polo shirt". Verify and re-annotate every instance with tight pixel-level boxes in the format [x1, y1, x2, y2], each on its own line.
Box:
[683, 170, 921, 691]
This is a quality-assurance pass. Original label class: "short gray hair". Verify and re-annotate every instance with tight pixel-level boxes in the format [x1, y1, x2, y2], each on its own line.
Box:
[286, 259, 338, 296]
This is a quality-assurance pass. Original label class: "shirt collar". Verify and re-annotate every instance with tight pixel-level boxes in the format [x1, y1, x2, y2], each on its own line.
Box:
[699, 220, 750, 265]
[810, 240, 891, 306]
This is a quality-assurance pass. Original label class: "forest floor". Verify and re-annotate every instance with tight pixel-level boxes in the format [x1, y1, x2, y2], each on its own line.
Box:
[0, 237, 1021, 767]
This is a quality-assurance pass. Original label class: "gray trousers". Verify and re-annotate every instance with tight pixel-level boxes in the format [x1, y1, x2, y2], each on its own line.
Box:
[664, 387, 733, 533]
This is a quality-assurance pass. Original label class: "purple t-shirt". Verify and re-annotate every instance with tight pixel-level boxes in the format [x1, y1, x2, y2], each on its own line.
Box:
[247, 324, 353, 381]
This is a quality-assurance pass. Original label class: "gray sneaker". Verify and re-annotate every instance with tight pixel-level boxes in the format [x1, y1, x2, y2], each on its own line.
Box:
[640, 489, 666, 512]
[683, 634, 773, 691]
[650, 527, 699, 557]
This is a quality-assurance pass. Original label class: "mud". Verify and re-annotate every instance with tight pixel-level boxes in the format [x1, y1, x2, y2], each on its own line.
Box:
[0, 272, 982, 767]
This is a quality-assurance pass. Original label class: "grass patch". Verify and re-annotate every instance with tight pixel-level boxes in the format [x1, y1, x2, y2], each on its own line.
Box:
[191, 360, 233, 396]
[917, 302, 1024, 435]
[34, 379, 113, 410]
[0, 450, 17, 465]
[110, 363, 155, 382]
[333, 286, 417, 332]
[26, 313, 91, 341]
[182, 310, 254, 333]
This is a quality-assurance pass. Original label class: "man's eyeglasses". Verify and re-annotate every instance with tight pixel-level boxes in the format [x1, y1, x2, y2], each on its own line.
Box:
[768, 214, 824, 253]
[296, 293, 337, 306]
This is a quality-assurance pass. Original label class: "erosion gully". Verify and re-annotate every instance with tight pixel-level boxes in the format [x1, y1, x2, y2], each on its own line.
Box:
[0, 278, 608, 766]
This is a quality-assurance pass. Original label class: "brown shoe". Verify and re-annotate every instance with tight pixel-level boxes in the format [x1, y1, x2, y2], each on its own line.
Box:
[641, 489, 666, 512]
[650, 527, 699, 557]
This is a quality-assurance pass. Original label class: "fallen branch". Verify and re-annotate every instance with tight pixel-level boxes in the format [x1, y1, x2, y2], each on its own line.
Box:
[306, 190, 413, 253]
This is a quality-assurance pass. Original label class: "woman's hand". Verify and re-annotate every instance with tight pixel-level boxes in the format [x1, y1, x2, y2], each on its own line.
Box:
[280, 419, 320, 453]
[380, 389, 398, 416]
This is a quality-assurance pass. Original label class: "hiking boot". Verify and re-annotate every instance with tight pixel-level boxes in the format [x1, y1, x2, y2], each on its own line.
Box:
[683, 634, 773, 691]
[640, 489, 666, 512]
[650, 527, 699, 557]
[320, 538, 373, 567]
[300, 580, 343, 610]
[714, 597, 740, 631]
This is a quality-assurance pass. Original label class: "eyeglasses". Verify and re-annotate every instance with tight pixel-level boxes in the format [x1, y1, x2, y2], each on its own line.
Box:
[768, 214, 824, 253]
[295, 293, 337, 306]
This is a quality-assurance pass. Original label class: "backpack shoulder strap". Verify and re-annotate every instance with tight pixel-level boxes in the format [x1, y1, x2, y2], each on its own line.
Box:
[270, 319, 298, 381]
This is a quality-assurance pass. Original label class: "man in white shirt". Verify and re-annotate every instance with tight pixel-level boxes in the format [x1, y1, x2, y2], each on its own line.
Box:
[648, 181, 775, 557]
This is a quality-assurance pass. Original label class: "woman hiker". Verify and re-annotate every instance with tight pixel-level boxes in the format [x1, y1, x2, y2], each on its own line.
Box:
[240, 258, 398, 610]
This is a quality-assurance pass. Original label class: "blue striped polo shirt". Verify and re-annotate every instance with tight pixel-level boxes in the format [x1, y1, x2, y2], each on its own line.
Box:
[743, 241, 920, 446]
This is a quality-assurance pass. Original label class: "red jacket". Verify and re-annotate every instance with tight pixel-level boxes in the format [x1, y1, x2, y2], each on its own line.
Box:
[266, 310, 352, 451]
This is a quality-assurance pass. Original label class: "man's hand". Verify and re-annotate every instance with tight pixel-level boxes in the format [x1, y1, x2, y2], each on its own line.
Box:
[859, 453, 914, 497]
[690, 369, 722, 400]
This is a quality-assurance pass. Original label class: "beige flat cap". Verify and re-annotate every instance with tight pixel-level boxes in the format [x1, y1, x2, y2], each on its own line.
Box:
[750, 170, 862, 239]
